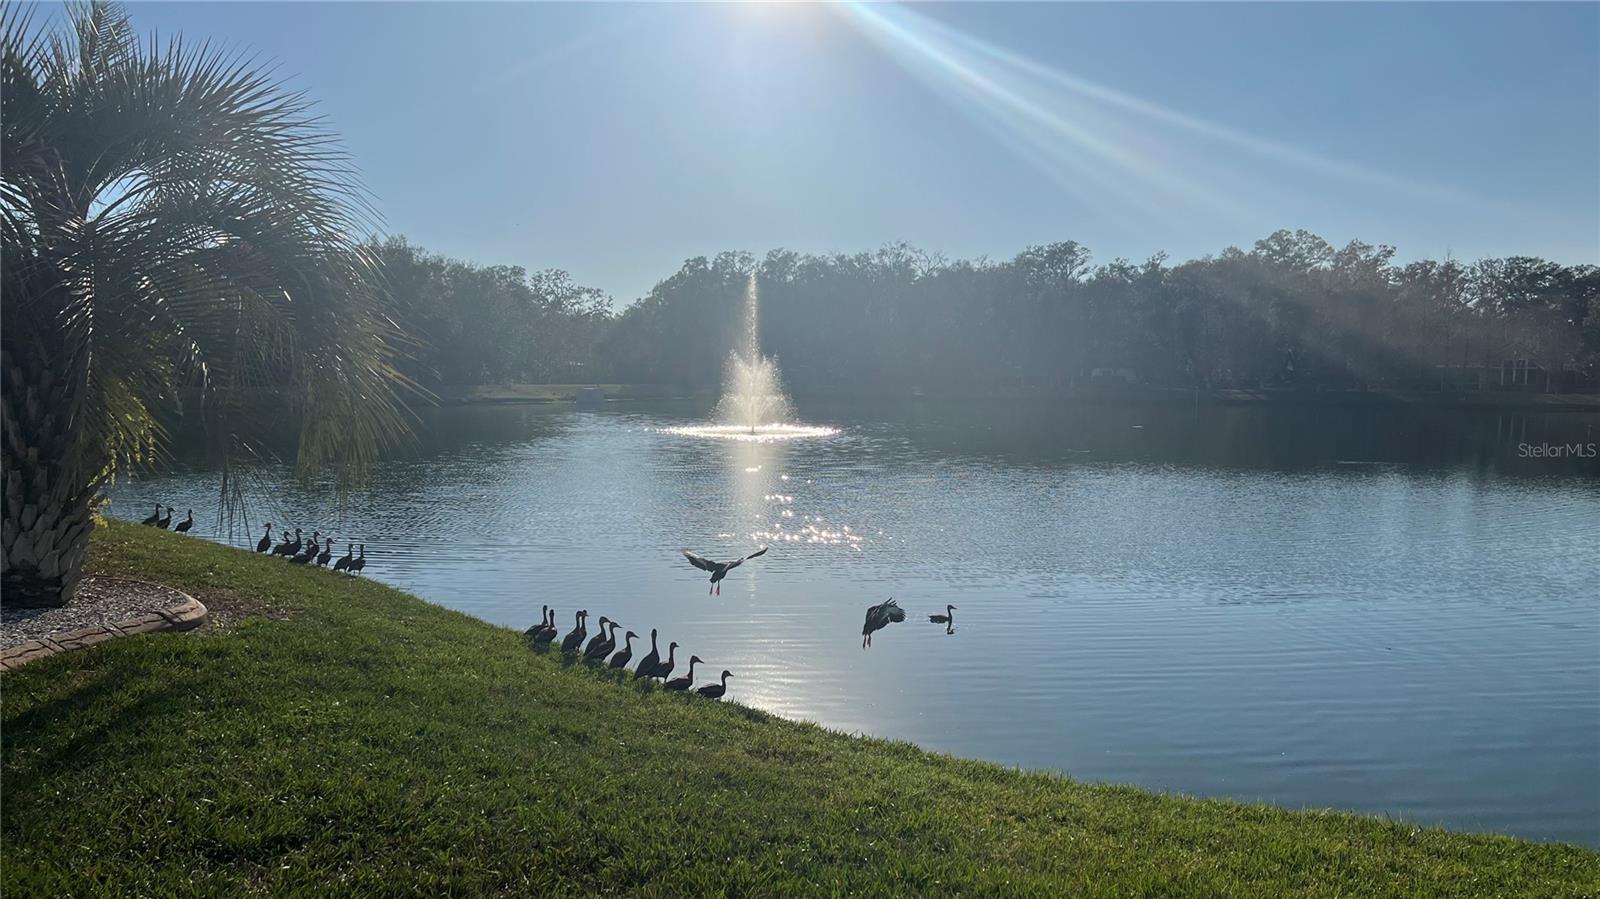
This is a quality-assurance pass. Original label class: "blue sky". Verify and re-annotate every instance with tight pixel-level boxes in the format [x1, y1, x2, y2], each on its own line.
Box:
[115, 2, 1598, 302]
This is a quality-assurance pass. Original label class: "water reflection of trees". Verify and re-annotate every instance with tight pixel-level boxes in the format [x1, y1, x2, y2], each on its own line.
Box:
[814, 400, 1600, 477]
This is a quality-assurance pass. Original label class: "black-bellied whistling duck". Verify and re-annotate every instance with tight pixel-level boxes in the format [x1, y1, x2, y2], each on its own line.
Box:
[256, 524, 274, 553]
[862, 598, 905, 648]
[583, 616, 611, 657]
[174, 509, 194, 533]
[273, 528, 301, 556]
[585, 620, 619, 661]
[681, 546, 768, 595]
[532, 608, 558, 646]
[697, 670, 732, 700]
[651, 641, 678, 680]
[664, 655, 702, 692]
[929, 604, 955, 624]
[316, 538, 333, 567]
[560, 610, 588, 654]
[333, 543, 353, 572]
[156, 506, 173, 529]
[141, 504, 162, 526]
[348, 544, 366, 576]
[525, 605, 550, 638]
[633, 629, 661, 680]
[609, 631, 637, 669]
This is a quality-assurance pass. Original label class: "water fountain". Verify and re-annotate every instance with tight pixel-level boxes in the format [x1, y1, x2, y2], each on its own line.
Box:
[668, 274, 835, 442]
[716, 275, 795, 432]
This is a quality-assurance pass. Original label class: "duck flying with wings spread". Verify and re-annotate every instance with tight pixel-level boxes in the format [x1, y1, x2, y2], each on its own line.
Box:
[681, 547, 768, 595]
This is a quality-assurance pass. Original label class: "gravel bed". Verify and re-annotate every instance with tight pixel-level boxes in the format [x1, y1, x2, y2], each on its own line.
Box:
[1, 577, 186, 648]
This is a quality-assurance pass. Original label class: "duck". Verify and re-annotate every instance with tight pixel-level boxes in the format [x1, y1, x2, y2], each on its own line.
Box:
[583, 616, 612, 657]
[928, 604, 956, 625]
[682, 547, 768, 595]
[651, 641, 679, 680]
[632, 629, 662, 680]
[290, 532, 319, 565]
[332, 543, 354, 572]
[560, 610, 588, 654]
[664, 655, 702, 692]
[524, 605, 551, 638]
[532, 608, 558, 647]
[862, 597, 906, 648]
[348, 544, 366, 576]
[609, 631, 638, 669]
[585, 619, 620, 661]
[141, 503, 162, 526]
[155, 505, 173, 529]
[315, 537, 334, 567]
[696, 670, 733, 700]
[256, 524, 274, 553]
[273, 528, 302, 557]
[173, 509, 194, 533]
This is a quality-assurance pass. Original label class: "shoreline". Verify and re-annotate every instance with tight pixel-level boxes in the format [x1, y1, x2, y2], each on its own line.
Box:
[427, 383, 1600, 412]
[2, 522, 1594, 895]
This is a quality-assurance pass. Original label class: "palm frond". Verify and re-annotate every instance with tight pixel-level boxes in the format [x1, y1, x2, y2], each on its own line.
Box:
[2, 0, 412, 503]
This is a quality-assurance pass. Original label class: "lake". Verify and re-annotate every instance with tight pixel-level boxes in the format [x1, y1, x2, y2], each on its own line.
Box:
[107, 398, 1600, 846]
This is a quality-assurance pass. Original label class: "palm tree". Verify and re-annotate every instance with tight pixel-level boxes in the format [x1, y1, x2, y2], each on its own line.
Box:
[1, 2, 412, 606]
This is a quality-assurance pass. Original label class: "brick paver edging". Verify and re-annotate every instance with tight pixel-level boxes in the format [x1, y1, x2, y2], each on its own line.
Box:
[0, 581, 207, 672]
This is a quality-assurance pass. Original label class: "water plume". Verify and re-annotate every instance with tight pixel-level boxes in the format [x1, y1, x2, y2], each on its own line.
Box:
[664, 274, 837, 442]
[715, 274, 795, 432]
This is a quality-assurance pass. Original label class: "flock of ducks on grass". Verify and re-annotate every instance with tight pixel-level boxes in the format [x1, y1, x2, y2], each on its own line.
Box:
[518, 549, 961, 701]
[255, 523, 366, 575]
[139, 503, 192, 534]
[139, 511, 950, 701]
[139, 504, 368, 576]
[523, 609, 733, 700]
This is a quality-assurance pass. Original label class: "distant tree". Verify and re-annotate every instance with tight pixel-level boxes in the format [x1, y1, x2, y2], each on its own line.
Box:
[373, 239, 613, 388]
[1252, 229, 1334, 273]
[369, 228, 1595, 406]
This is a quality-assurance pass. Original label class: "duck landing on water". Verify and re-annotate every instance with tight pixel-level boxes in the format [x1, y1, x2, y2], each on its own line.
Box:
[862, 598, 905, 648]
[681, 546, 768, 595]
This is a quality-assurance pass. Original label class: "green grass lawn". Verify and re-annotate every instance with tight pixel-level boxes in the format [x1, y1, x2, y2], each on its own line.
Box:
[3, 522, 1595, 896]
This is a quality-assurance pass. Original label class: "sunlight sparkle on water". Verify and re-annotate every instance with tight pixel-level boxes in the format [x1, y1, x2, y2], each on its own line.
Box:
[753, 522, 865, 549]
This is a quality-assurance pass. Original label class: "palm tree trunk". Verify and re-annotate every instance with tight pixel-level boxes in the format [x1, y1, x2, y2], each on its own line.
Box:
[1, 346, 97, 607]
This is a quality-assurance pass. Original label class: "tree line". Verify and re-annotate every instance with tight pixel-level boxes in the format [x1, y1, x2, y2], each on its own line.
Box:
[385, 230, 1600, 396]
[5, 1, 1590, 609]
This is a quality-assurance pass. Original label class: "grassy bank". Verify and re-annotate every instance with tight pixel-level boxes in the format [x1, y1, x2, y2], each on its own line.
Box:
[3, 523, 1594, 896]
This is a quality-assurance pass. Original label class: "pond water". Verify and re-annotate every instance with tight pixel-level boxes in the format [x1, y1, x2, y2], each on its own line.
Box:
[107, 399, 1600, 846]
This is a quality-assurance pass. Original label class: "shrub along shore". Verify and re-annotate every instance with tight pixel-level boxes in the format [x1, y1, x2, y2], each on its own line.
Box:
[2, 522, 1594, 896]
